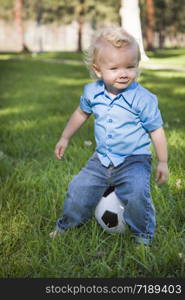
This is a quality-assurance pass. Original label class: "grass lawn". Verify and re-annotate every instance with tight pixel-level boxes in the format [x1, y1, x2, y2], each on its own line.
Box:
[0, 48, 185, 278]
[144, 47, 185, 67]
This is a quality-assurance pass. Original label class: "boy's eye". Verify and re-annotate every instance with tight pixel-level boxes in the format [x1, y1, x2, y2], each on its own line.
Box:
[110, 67, 117, 70]
[127, 66, 136, 69]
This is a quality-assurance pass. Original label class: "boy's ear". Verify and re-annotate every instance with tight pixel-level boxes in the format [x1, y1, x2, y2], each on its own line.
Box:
[92, 64, 101, 78]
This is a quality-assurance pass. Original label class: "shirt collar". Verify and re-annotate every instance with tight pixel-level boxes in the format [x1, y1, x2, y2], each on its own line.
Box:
[121, 81, 139, 106]
[93, 80, 105, 98]
[94, 80, 139, 106]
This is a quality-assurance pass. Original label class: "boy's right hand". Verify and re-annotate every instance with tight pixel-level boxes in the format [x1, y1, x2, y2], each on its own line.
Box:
[55, 137, 69, 159]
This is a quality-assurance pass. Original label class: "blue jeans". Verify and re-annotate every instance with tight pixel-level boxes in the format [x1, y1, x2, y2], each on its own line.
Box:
[56, 153, 155, 245]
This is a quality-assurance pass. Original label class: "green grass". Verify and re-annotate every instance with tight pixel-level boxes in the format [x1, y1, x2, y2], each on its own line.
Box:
[1, 47, 185, 66]
[0, 49, 185, 278]
[143, 47, 185, 67]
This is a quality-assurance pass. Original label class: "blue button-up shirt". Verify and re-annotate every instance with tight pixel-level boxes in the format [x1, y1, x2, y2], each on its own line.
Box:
[80, 80, 163, 167]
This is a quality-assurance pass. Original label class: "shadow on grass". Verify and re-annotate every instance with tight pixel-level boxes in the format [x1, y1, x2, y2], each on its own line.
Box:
[0, 51, 84, 61]
[139, 69, 185, 126]
[147, 47, 185, 59]
[0, 59, 95, 174]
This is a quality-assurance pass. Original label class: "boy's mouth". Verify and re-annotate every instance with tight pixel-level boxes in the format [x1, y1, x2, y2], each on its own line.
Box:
[116, 81, 129, 84]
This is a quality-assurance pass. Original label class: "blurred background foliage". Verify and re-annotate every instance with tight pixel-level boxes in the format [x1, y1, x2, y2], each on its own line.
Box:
[0, 0, 120, 24]
[0, 0, 185, 51]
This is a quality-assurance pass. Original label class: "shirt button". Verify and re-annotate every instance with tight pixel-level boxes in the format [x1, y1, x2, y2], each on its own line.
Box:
[108, 148, 112, 152]
[108, 134, 112, 138]
[108, 119, 113, 123]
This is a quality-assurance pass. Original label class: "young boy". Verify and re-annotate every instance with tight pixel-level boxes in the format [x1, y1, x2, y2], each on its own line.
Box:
[50, 27, 168, 245]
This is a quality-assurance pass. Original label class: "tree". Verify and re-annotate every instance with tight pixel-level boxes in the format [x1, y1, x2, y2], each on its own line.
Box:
[70, 0, 95, 52]
[146, 0, 154, 50]
[0, 0, 13, 19]
[154, 0, 185, 48]
[119, 0, 148, 61]
[0, 0, 29, 52]
[154, 0, 167, 48]
[14, 0, 24, 51]
[24, 0, 120, 52]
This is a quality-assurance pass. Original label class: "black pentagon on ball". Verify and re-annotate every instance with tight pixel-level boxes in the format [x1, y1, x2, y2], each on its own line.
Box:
[101, 210, 118, 228]
[103, 186, 115, 197]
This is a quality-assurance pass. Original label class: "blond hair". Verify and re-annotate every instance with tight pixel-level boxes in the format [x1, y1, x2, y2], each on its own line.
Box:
[84, 27, 141, 78]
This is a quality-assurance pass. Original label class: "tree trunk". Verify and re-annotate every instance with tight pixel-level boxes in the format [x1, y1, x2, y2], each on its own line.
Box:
[78, 14, 84, 52]
[14, 0, 29, 52]
[14, 0, 24, 52]
[77, 0, 85, 52]
[159, 31, 165, 49]
[158, 10, 166, 49]
[119, 0, 149, 61]
[146, 0, 155, 51]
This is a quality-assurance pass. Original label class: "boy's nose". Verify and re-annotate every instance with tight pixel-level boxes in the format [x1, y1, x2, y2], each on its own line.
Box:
[119, 70, 128, 78]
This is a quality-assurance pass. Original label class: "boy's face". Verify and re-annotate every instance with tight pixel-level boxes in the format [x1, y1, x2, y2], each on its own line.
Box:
[93, 43, 139, 96]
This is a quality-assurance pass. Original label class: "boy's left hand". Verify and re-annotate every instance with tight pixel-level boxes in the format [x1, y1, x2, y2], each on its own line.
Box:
[155, 161, 169, 185]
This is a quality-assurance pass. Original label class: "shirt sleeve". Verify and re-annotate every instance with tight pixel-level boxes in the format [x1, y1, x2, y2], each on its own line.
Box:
[137, 94, 163, 132]
[79, 95, 92, 114]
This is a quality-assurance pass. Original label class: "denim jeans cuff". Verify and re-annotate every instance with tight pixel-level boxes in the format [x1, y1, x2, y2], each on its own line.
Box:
[55, 222, 66, 234]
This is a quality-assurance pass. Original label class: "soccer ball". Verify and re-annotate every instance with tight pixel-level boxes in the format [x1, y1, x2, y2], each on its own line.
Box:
[95, 186, 126, 234]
